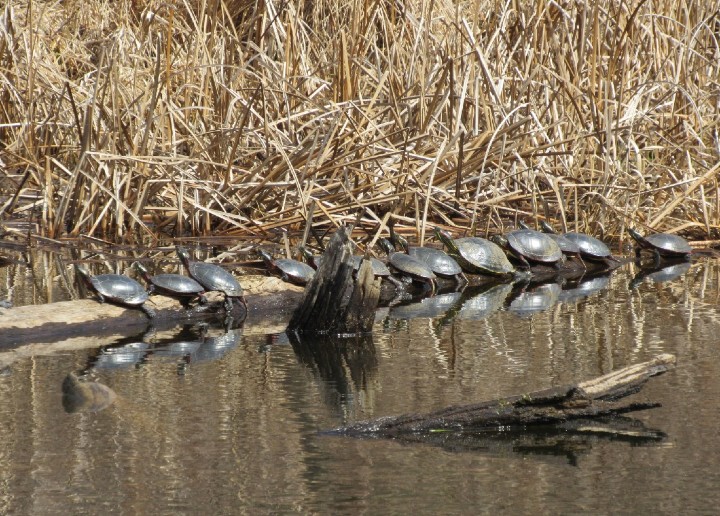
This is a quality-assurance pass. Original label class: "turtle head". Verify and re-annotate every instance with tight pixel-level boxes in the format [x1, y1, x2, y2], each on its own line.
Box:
[175, 246, 191, 266]
[377, 238, 395, 256]
[518, 221, 532, 230]
[490, 234, 508, 248]
[74, 264, 93, 288]
[297, 246, 318, 269]
[434, 228, 455, 250]
[395, 234, 409, 253]
[627, 228, 644, 243]
[540, 220, 556, 234]
[133, 261, 151, 281]
[257, 249, 273, 264]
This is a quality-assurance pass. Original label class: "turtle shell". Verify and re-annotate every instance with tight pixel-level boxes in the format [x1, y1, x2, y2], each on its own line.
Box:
[452, 237, 515, 275]
[351, 256, 392, 277]
[387, 252, 436, 281]
[90, 274, 149, 306]
[188, 261, 244, 297]
[563, 232, 612, 260]
[505, 229, 563, 264]
[150, 273, 205, 296]
[408, 247, 463, 277]
[273, 258, 316, 285]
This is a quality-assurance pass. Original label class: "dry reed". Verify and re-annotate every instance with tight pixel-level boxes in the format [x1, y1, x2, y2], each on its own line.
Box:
[0, 0, 719, 246]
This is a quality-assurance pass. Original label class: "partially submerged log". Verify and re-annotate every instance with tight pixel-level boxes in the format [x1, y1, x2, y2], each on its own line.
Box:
[288, 226, 381, 335]
[332, 354, 676, 436]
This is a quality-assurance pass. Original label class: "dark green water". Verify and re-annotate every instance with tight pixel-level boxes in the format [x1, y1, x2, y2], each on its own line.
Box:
[1, 255, 718, 514]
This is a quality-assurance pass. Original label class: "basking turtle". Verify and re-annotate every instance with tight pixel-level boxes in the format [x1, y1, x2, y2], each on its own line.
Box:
[492, 229, 563, 268]
[535, 221, 584, 265]
[378, 238, 436, 293]
[628, 228, 692, 264]
[392, 233, 467, 286]
[298, 246, 323, 270]
[75, 265, 155, 318]
[562, 231, 616, 265]
[134, 262, 207, 308]
[175, 246, 247, 313]
[258, 249, 315, 286]
[435, 228, 515, 276]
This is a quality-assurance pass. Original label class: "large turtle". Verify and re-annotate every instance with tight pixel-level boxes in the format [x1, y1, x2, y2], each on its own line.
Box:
[435, 228, 515, 276]
[175, 246, 247, 313]
[75, 265, 155, 318]
[492, 229, 563, 268]
[378, 238, 436, 293]
[391, 233, 467, 286]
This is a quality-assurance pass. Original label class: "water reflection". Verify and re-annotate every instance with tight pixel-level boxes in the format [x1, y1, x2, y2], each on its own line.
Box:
[384, 417, 667, 466]
[630, 261, 693, 288]
[507, 282, 561, 317]
[558, 274, 611, 304]
[457, 282, 513, 320]
[288, 332, 377, 403]
[61, 373, 117, 413]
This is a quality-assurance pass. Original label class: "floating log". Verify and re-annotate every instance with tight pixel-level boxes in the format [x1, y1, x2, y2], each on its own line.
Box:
[331, 354, 676, 436]
[288, 226, 381, 335]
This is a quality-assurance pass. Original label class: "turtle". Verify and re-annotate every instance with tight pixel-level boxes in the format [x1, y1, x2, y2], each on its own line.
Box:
[134, 262, 207, 308]
[378, 238, 436, 293]
[531, 221, 585, 266]
[75, 265, 155, 318]
[435, 228, 515, 276]
[562, 231, 616, 265]
[350, 252, 405, 288]
[175, 246, 247, 313]
[392, 233, 467, 286]
[258, 249, 315, 286]
[298, 246, 323, 270]
[627, 228, 692, 265]
[492, 229, 563, 269]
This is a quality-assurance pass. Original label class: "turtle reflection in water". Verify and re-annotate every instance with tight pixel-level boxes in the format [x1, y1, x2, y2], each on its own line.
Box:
[630, 262, 692, 289]
[508, 282, 561, 318]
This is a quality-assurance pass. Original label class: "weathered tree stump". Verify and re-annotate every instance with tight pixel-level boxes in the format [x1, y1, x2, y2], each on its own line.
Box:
[331, 353, 676, 436]
[288, 226, 381, 335]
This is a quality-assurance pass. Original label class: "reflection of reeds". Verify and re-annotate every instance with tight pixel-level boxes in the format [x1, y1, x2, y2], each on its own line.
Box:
[0, 1, 718, 242]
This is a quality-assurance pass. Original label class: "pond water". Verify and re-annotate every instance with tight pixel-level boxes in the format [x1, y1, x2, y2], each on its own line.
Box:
[1, 251, 719, 514]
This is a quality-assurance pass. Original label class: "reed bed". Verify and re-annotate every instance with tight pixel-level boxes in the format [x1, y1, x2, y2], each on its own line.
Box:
[0, 0, 718, 247]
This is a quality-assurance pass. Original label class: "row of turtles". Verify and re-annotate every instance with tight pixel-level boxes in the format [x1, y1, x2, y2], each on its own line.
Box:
[75, 226, 693, 316]
[75, 246, 246, 319]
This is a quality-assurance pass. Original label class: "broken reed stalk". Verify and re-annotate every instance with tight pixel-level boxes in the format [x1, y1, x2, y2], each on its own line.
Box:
[0, 1, 718, 242]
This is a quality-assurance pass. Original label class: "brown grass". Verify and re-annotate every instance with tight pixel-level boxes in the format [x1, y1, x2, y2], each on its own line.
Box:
[0, 0, 719, 246]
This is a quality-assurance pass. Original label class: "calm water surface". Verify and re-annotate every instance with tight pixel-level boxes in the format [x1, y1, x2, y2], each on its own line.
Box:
[1, 256, 719, 514]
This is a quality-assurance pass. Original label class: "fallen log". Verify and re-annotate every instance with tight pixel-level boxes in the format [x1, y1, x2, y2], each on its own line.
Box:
[331, 354, 676, 436]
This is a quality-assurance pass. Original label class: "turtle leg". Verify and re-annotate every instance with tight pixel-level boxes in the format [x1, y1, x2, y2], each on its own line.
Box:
[455, 272, 468, 287]
[652, 249, 661, 268]
[634, 247, 643, 262]
[197, 293, 209, 305]
[224, 296, 233, 313]
[141, 304, 156, 319]
[387, 275, 405, 289]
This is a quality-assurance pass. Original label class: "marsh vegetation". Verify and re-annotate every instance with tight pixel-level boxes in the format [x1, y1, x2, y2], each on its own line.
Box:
[1, 0, 718, 244]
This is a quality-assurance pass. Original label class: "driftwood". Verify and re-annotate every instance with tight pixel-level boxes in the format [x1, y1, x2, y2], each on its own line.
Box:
[288, 226, 381, 335]
[332, 353, 676, 436]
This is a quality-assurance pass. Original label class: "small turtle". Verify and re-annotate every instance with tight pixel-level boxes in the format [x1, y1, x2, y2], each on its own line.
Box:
[492, 229, 563, 269]
[392, 233, 467, 287]
[378, 238, 436, 293]
[628, 228, 692, 265]
[175, 246, 247, 313]
[298, 246, 323, 270]
[134, 262, 207, 308]
[258, 249, 315, 286]
[435, 228, 515, 276]
[75, 265, 155, 318]
[563, 231, 616, 265]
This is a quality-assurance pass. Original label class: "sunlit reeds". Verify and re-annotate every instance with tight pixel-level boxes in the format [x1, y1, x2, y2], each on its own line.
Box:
[0, 0, 718, 244]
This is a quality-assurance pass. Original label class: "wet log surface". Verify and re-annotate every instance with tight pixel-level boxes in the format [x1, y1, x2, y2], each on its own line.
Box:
[330, 354, 676, 437]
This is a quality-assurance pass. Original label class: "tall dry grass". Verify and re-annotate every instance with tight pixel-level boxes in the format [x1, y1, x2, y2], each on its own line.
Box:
[0, 0, 719, 245]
